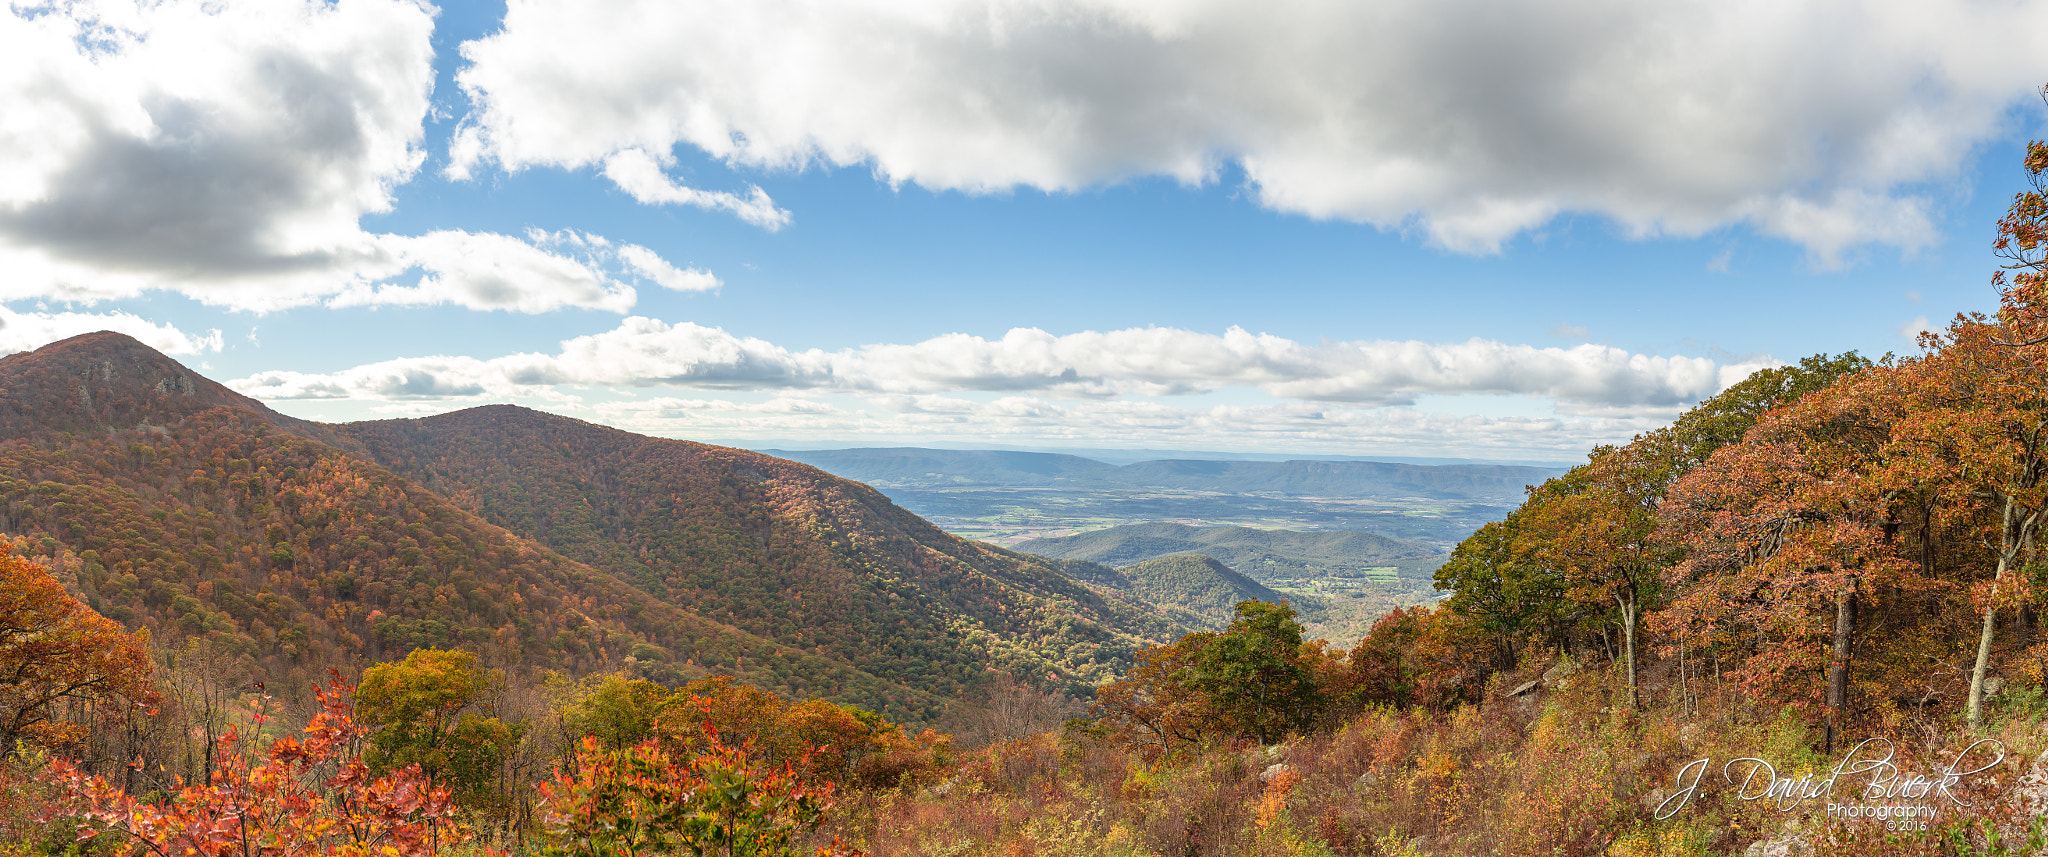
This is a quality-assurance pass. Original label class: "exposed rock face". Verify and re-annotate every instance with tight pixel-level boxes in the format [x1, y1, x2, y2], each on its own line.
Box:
[1542, 658, 1582, 685]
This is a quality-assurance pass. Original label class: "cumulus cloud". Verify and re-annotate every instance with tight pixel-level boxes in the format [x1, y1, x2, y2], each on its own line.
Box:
[0, 307, 221, 356]
[0, 0, 711, 312]
[231, 317, 827, 400]
[228, 318, 1776, 411]
[450, 0, 2048, 259]
[324, 230, 718, 313]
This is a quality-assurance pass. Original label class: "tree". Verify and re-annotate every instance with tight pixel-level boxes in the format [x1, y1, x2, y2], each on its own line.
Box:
[1094, 602, 1325, 749]
[356, 647, 525, 815]
[1915, 124, 2048, 731]
[1899, 315, 2048, 732]
[561, 676, 674, 750]
[1183, 601, 1323, 744]
[1519, 448, 1669, 708]
[0, 544, 154, 755]
[1090, 632, 1214, 754]
[1433, 516, 1570, 670]
[1657, 364, 1927, 746]
[560, 673, 926, 789]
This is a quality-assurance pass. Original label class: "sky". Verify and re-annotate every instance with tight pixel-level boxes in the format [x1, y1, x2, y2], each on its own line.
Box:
[4, 0, 2048, 463]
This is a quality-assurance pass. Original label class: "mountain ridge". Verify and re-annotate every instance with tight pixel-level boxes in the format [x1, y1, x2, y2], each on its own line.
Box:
[0, 333, 1187, 720]
[1013, 521, 1444, 584]
[762, 446, 1558, 501]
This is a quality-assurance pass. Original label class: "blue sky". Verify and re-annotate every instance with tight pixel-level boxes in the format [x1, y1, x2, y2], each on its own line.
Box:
[5, 0, 2048, 461]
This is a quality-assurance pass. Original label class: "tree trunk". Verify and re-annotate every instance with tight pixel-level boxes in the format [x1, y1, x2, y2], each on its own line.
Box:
[1968, 497, 2021, 733]
[1617, 590, 1638, 709]
[1825, 585, 1856, 754]
[1678, 637, 1690, 716]
[1968, 597, 1998, 732]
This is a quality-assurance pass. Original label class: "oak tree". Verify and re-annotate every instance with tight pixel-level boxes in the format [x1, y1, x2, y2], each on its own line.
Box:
[0, 544, 154, 755]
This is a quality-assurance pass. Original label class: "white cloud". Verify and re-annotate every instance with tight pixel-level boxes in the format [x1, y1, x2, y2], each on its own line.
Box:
[228, 317, 1774, 411]
[600, 149, 792, 230]
[1900, 315, 1934, 341]
[0, 306, 221, 356]
[0, 0, 711, 313]
[588, 393, 1659, 457]
[449, 0, 2048, 259]
[615, 243, 721, 294]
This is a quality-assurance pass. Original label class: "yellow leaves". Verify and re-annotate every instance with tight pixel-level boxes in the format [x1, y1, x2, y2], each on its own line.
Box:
[1606, 826, 1708, 857]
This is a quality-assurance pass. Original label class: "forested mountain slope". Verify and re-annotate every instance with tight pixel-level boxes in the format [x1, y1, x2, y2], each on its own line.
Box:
[339, 406, 1181, 705]
[1111, 554, 1322, 628]
[0, 333, 1181, 720]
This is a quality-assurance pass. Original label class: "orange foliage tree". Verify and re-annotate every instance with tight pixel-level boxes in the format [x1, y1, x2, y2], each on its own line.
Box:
[1889, 317, 2048, 731]
[1345, 605, 1493, 713]
[1658, 364, 1934, 744]
[1089, 631, 1213, 754]
[0, 543, 154, 754]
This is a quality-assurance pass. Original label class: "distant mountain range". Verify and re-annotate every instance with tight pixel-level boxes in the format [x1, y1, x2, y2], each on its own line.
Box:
[0, 333, 1191, 721]
[760, 447, 1558, 503]
[755, 444, 1573, 469]
[1012, 521, 1443, 583]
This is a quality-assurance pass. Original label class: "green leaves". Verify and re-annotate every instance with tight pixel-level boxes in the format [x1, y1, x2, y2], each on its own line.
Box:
[1094, 601, 1326, 748]
[357, 648, 524, 814]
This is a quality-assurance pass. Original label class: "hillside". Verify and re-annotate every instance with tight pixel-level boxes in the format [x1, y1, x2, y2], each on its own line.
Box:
[338, 407, 1183, 707]
[0, 333, 1183, 720]
[1012, 521, 1444, 583]
[1111, 554, 1322, 628]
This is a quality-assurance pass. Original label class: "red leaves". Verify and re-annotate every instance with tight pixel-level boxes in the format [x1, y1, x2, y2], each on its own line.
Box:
[45, 677, 474, 857]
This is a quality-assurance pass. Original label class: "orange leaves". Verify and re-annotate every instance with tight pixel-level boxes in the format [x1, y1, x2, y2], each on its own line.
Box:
[539, 725, 865, 857]
[1655, 364, 1931, 713]
[1253, 766, 1298, 830]
[46, 678, 472, 857]
[564, 673, 938, 790]
[0, 543, 155, 754]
